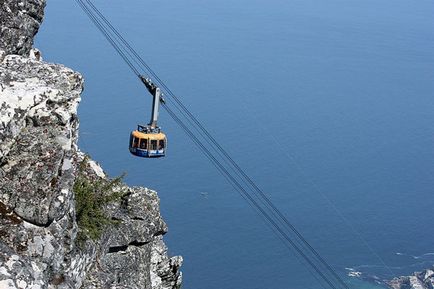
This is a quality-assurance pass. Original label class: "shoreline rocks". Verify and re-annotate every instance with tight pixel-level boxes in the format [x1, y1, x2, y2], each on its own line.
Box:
[389, 268, 434, 289]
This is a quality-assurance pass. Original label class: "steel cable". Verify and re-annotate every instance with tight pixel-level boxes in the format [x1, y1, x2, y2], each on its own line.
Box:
[73, 1, 354, 288]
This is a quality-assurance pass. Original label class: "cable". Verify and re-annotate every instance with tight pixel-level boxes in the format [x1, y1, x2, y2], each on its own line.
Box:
[73, 1, 353, 288]
[163, 103, 339, 289]
[75, 0, 141, 76]
[75, 8, 344, 282]
[75, 1, 347, 287]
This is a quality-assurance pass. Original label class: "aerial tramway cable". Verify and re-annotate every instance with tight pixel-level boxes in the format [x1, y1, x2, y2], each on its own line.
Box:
[74, 0, 141, 77]
[74, 1, 353, 288]
[75, 0, 349, 287]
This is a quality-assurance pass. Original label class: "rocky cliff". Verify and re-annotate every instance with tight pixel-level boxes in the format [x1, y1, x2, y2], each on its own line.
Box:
[0, 1, 181, 288]
[0, 0, 46, 56]
[389, 268, 434, 289]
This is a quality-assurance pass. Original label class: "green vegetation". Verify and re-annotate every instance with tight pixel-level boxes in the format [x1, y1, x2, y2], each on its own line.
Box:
[73, 158, 126, 243]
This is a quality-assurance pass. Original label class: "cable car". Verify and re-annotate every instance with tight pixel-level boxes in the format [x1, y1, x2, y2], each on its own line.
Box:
[129, 77, 167, 158]
[129, 125, 166, 158]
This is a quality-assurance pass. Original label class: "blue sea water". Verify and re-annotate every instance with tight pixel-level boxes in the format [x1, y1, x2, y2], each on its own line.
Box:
[36, 0, 434, 288]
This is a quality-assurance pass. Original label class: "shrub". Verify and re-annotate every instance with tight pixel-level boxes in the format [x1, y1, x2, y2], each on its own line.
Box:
[73, 158, 126, 243]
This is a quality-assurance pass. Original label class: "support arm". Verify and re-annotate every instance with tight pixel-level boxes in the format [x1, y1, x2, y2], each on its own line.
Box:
[140, 75, 164, 128]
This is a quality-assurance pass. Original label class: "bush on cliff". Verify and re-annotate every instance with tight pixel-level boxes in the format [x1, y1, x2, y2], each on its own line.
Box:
[73, 157, 126, 242]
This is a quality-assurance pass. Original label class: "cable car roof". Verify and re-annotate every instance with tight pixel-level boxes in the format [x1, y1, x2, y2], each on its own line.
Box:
[131, 130, 166, 140]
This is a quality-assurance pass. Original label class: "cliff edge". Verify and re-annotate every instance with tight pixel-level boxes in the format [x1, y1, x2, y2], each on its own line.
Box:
[0, 1, 182, 288]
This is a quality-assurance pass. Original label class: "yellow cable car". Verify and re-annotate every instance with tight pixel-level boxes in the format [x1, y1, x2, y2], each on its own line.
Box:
[129, 126, 167, 158]
[129, 77, 167, 158]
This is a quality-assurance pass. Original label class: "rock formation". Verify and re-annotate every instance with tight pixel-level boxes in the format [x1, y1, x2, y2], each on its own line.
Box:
[0, 1, 181, 288]
[389, 268, 434, 289]
[0, 0, 46, 56]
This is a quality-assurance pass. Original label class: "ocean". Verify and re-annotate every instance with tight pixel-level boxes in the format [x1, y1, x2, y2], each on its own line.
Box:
[36, 0, 434, 288]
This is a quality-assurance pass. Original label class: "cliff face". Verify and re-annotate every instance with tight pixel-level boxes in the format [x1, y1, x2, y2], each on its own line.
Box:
[389, 268, 434, 289]
[0, 0, 46, 56]
[0, 2, 181, 289]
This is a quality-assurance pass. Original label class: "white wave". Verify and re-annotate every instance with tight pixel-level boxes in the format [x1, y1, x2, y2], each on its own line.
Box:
[395, 252, 434, 259]
[347, 271, 362, 278]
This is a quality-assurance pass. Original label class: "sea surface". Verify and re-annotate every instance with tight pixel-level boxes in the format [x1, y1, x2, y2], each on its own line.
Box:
[36, 0, 434, 288]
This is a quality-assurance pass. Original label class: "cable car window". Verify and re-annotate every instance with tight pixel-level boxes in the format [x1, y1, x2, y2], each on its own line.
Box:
[133, 137, 139, 148]
[159, 140, 165, 149]
[150, 140, 158, 150]
[139, 139, 147, 149]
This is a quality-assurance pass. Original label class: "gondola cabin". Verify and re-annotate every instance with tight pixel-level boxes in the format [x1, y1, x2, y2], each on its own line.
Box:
[129, 77, 167, 158]
[129, 127, 166, 158]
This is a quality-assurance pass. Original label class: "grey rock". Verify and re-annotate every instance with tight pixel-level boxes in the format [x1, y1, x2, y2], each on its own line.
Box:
[68, 156, 182, 289]
[150, 237, 182, 289]
[0, 54, 82, 226]
[0, 1, 181, 288]
[0, 0, 46, 56]
[0, 54, 182, 289]
[0, 50, 6, 62]
[389, 268, 434, 289]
